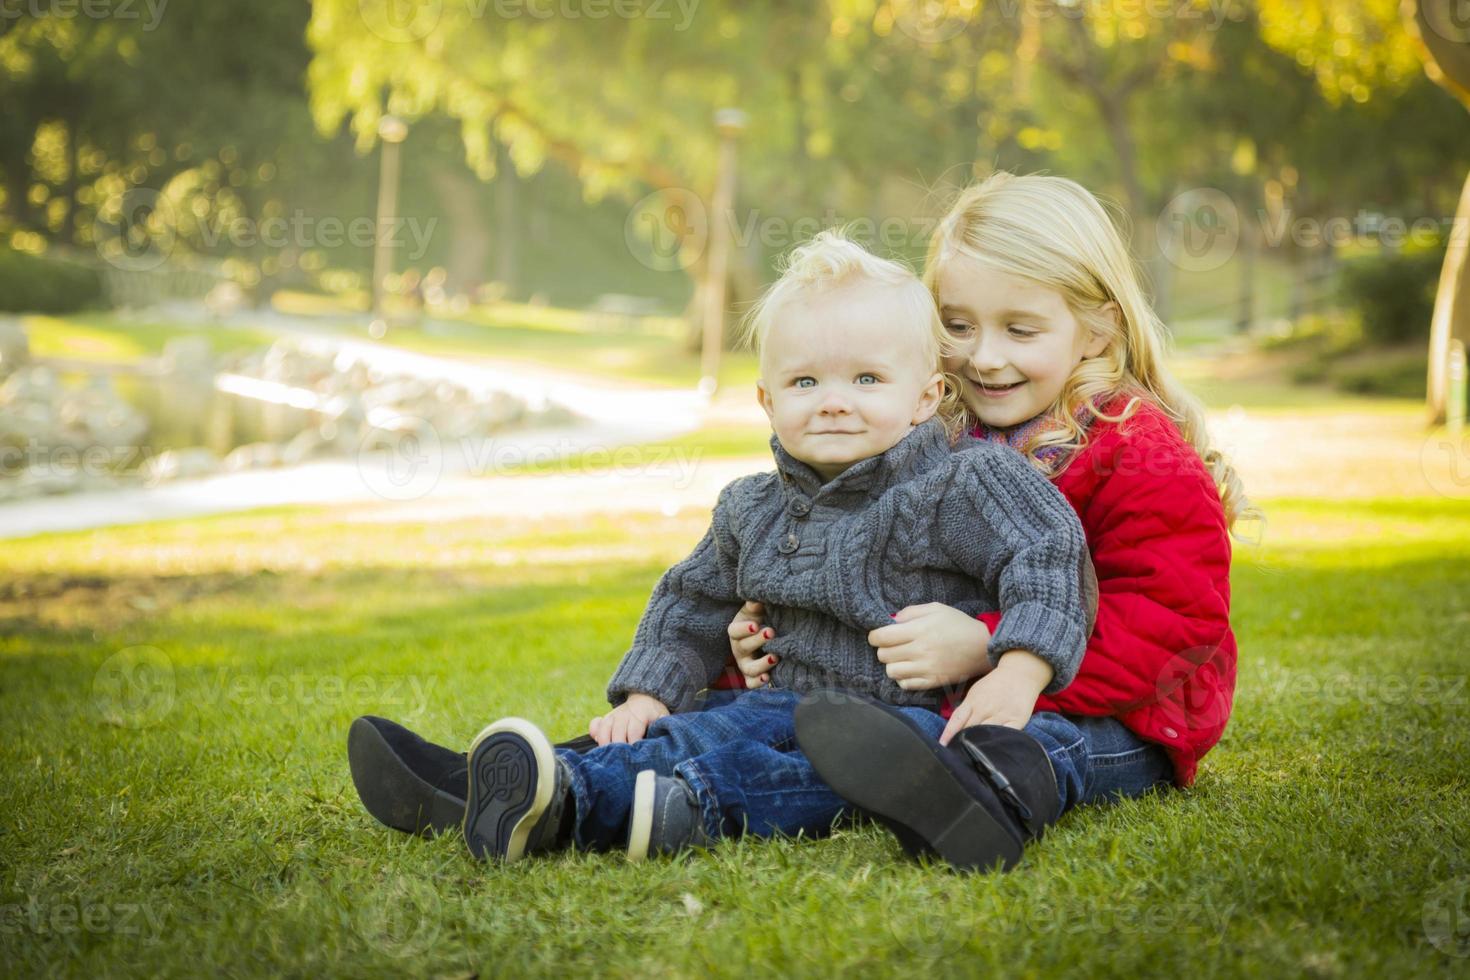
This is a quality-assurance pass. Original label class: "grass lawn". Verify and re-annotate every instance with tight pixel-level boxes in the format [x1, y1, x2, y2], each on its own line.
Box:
[22, 304, 765, 392]
[2, 487, 1468, 977]
[21, 313, 277, 364]
[375, 314, 762, 392]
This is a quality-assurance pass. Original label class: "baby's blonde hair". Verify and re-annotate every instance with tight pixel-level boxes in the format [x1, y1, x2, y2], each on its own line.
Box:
[924, 172, 1257, 533]
[743, 228, 965, 436]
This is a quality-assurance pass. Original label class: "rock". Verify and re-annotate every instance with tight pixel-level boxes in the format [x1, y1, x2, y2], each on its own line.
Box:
[223, 442, 283, 471]
[204, 281, 245, 319]
[160, 336, 215, 376]
[0, 317, 29, 378]
[19, 466, 83, 496]
[280, 429, 323, 466]
[0, 365, 60, 407]
[143, 447, 218, 484]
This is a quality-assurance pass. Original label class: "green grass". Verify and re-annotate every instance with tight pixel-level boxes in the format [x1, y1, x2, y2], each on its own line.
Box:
[377, 314, 761, 391]
[2, 493, 1467, 977]
[22, 313, 276, 364]
[23, 306, 765, 392]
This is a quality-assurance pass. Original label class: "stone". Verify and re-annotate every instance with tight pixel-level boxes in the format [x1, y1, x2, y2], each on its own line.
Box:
[143, 447, 218, 484]
[0, 317, 29, 378]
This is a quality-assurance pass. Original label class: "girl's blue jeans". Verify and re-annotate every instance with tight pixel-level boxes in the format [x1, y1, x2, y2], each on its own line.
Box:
[557, 688, 1172, 851]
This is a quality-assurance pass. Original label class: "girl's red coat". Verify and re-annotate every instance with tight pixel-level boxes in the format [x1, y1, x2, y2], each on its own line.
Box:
[968, 394, 1236, 786]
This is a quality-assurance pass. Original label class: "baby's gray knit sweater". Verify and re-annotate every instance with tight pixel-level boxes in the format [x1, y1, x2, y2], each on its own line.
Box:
[606, 416, 1095, 714]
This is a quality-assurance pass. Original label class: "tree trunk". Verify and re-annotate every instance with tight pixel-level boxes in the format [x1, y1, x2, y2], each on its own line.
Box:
[494, 140, 521, 298]
[682, 251, 707, 353]
[1236, 217, 1256, 334]
[1426, 169, 1470, 425]
[1090, 86, 1174, 322]
[2, 160, 35, 234]
[59, 116, 80, 245]
[428, 162, 492, 297]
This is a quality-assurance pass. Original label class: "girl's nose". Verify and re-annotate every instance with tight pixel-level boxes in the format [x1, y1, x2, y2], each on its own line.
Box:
[968, 335, 1007, 374]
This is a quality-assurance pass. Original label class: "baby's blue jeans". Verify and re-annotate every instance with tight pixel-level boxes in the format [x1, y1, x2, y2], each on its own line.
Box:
[558, 688, 1171, 850]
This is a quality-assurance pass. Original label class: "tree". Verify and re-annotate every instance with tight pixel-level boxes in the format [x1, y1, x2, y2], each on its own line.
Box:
[1404, 0, 1470, 424]
[1254, 0, 1470, 423]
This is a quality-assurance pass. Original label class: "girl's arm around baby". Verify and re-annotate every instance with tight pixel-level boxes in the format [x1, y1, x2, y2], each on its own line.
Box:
[935, 445, 1093, 696]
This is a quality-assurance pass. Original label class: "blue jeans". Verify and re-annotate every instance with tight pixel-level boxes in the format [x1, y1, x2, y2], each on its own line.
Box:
[558, 689, 940, 849]
[1024, 711, 1174, 813]
[699, 692, 1175, 812]
[558, 689, 1171, 851]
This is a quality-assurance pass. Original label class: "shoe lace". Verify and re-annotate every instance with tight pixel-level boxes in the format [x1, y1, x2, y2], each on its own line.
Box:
[959, 738, 1034, 825]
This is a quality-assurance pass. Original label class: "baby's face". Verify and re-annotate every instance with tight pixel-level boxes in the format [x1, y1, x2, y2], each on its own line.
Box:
[757, 280, 943, 483]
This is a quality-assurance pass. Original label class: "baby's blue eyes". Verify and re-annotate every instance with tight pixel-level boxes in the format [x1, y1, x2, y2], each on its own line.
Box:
[793, 374, 881, 388]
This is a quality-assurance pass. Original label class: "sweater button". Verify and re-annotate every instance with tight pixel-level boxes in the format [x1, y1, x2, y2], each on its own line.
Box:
[788, 497, 812, 517]
[1162, 727, 1178, 739]
[777, 532, 799, 555]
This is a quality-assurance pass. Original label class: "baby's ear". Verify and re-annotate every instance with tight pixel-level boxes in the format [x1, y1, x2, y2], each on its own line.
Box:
[911, 372, 945, 424]
[756, 381, 775, 422]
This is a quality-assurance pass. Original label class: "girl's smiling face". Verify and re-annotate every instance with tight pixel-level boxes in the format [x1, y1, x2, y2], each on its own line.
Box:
[936, 254, 1110, 429]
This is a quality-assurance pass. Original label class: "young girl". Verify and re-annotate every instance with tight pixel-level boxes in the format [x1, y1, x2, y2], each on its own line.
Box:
[737, 171, 1248, 869]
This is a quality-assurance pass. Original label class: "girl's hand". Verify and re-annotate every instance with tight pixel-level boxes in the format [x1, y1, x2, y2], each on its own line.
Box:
[867, 603, 992, 693]
[727, 600, 777, 689]
[939, 650, 1052, 744]
[589, 692, 669, 746]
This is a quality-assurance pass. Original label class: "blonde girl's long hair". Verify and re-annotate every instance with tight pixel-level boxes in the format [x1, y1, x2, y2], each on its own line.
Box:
[742, 227, 967, 439]
[924, 171, 1258, 534]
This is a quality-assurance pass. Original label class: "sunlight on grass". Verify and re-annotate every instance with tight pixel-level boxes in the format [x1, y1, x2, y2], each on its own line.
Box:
[23, 313, 276, 363]
[1, 493, 1466, 976]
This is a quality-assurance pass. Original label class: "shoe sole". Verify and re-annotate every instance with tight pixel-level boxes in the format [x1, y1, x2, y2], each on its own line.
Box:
[348, 717, 466, 837]
[463, 718, 556, 861]
[795, 691, 1023, 872]
[626, 769, 656, 862]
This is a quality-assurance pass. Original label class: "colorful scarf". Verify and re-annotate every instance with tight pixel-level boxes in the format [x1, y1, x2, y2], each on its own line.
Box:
[972, 402, 1096, 470]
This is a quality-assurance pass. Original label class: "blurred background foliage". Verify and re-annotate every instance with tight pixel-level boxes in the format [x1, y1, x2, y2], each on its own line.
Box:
[1, 0, 1467, 398]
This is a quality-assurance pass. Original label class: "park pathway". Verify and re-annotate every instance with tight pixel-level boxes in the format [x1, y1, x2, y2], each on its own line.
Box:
[2, 327, 1462, 540]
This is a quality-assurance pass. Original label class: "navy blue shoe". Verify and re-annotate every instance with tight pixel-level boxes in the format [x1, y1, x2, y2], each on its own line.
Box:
[794, 689, 1059, 872]
[348, 715, 599, 839]
[463, 718, 574, 861]
[626, 770, 712, 861]
[348, 716, 468, 837]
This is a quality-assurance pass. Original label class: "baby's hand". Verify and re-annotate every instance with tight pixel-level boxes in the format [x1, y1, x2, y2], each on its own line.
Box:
[727, 600, 777, 689]
[589, 692, 669, 746]
[867, 603, 992, 693]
